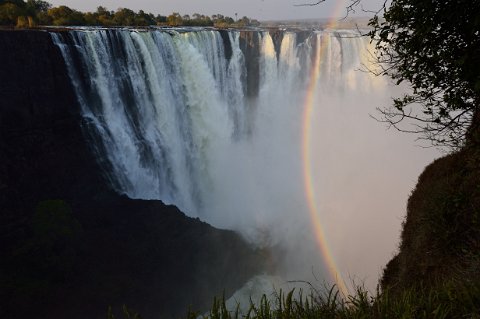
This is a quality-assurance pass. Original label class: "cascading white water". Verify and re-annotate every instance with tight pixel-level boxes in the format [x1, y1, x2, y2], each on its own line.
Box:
[52, 28, 437, 292]
[52, 29, 239, 215]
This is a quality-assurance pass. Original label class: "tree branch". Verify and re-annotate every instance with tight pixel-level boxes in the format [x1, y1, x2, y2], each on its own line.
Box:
[294, 0, 326, 7]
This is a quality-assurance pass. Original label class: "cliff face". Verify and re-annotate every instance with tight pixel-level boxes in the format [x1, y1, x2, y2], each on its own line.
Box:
[0, 30, 103, 217]
[0, 30, 263, 319]
[381, 119, 480, 292]
[239, 31, 260, 99]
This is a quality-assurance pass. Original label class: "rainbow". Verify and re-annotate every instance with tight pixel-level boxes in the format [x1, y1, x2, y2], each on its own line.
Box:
[301, 0, 349, 297]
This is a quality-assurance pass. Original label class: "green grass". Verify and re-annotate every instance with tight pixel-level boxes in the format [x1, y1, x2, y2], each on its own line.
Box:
[186, 281, 480, 319]
[106, 279, 480, 319]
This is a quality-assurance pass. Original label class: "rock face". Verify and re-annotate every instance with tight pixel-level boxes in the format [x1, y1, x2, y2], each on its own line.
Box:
[239, 31, 260, 98]
[0, 30, 263, 319]
[381, 118, 480, 292]
[0, 30, 103, 216]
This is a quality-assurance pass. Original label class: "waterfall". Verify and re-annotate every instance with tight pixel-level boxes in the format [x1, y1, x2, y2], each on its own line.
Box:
[52, 29, 240, 215]
[51, 28, 437, 290]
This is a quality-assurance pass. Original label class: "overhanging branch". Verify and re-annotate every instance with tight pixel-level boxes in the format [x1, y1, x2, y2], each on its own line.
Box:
[294, 0, 326, 7]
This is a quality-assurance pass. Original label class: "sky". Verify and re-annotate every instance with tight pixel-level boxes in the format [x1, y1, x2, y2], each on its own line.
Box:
[44, 0, 386, 21]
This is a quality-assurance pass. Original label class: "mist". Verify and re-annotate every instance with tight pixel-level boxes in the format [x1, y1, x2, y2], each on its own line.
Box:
[197, 33, 438, 291]
[53, 28, 439, 295]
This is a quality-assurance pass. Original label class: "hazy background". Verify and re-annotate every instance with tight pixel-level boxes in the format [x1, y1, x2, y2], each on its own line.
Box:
[44, 0, 386, 21]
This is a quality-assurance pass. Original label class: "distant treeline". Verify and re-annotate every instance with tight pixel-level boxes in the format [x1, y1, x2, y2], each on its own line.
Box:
[0, 0, 260, 27]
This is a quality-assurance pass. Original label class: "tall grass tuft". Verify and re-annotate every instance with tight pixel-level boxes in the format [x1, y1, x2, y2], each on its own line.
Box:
[196, 280, 480, 319]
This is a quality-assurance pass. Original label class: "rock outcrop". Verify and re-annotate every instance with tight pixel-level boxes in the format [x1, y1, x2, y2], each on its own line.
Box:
[239, 31, 260, 99]
[381, 114, 480, 292]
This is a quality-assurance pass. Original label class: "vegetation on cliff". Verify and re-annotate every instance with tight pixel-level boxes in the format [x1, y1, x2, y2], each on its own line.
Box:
[368, 0, 480, 294]
[369, 0, 480, 149]
[381, 142, 480, 292]
[0, 0, 260, 27]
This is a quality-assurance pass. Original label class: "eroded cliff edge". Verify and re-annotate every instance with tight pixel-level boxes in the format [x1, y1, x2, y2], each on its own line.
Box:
[381, 115, 480, 292]
[0, 30, 263, 319]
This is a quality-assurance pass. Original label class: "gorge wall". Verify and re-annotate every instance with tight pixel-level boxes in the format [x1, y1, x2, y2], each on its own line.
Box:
[0, 30, 263, 319]
[381, 122, 480, 292]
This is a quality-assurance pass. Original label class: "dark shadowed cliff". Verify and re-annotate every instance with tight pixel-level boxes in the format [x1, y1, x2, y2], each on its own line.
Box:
[381, 116, 480, 292]
[0, 30, 264, 319]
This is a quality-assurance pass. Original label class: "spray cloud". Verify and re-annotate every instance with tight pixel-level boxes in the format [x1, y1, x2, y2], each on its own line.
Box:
[52, 28, 438, 293]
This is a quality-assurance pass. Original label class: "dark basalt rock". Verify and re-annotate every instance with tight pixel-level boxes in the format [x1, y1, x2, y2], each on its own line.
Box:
[268, 29, 284, 61]
[239, 31, 260, 99]
[0, 30, 263, 319]
[218, 29, 233, 61]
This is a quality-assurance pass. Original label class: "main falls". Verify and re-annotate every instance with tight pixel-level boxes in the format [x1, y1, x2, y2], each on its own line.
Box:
[51, 27, 437, 293]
